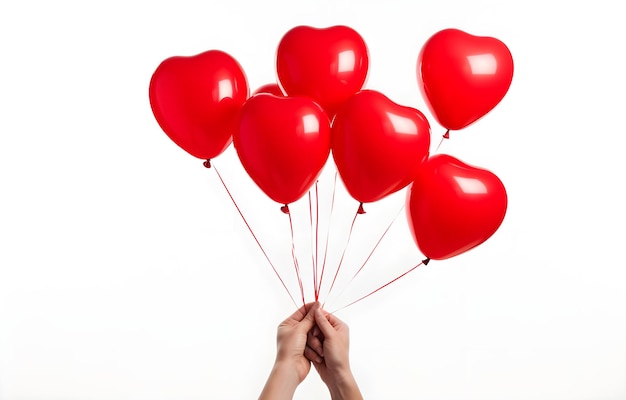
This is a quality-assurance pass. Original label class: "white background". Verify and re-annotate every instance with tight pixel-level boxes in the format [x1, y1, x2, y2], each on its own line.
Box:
[1, 1, 625, 399]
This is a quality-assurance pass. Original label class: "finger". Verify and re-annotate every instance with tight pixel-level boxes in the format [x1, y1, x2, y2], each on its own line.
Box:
[286, 301, 318, 323]
[304, 344, 323, 364]
[311, 325, 319, 337]
[314, 325, 325, 342]
[297, 302, 320, 332]
[285, 304, 308, 323]
[324, 310, 346, 329]
[307, 330, 324, 357]
[314, 307, 336, 338]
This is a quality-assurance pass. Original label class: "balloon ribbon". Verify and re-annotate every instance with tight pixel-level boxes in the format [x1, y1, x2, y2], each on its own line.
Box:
[286, 210, 306, 307]
[212, 163, 298, 308]
[332, 258, 430, 312]
[308, 183, 321, 301]
[323, 203, 361, 304]
[317, 171, 338, 302]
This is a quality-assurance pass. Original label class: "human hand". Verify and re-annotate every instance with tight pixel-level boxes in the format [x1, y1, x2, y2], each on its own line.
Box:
[305, 308, 363, 400]
[275, 301, 320, 382]
[259, 302, 320, 400]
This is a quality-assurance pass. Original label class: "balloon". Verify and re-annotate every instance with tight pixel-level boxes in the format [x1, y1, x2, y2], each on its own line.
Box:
[332, 90, 431, 203]
[252, 83, 285, 96]
[234, 94, 331, 206]
[149, 50, 249, 160]
[407, 154, 507, 260]
[417, 28, 514, 131]
[276, 25, 369, 118]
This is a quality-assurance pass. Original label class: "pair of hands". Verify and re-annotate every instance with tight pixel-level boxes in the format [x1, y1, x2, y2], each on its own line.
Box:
[259, 302, 362, 400]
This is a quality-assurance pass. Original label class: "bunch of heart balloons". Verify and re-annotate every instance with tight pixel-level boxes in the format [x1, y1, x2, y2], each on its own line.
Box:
[149, 25, 513, 300]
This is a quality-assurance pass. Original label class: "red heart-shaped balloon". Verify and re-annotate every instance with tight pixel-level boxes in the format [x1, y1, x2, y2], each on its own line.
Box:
[234, 94, 331, 206]
[252, 83, 285, 97]
[332, 90, 431, 203]
[149, 50, 249, 160]
[407, 154, 507, 260]
[276, 25, 369, 118]
[417, 28, 513, 131]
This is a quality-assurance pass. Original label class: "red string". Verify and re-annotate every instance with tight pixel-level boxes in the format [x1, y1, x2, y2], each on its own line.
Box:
[435, 129, 449, 153]
[287, 211, 306, 307]
[314, 182, 321, 301]
[317, 171, 338, 301]
[308, 189, 318, 301]
[213, 160, 424, 311]
[212, 164, 298, 308]
[324, 204, 361, 304]
[328, 204, 405, 307]
[350, 204, 405, 281]
[332, 258, 430, 313]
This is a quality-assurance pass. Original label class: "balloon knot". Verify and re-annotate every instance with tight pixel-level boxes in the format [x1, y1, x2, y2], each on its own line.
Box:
[423, 258, 431, 265]
[357, 203, 366, 214]
[203, 159, 212, 168]
[443, 130, 450, 139]
[280, 204, 290, 214]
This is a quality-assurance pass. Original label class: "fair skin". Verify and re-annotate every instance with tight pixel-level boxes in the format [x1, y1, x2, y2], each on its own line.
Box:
[259, 302, 363, 400]
[306, 307, 363, 400]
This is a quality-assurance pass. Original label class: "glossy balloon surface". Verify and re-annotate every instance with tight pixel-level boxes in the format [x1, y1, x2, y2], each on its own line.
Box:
[332, 90, 431, 203]
[252, 83, 285, 96]
[417, 28, 513, 131]
[234, 94, 331, 205]
[407, 154, 507, 260]
[276, 25, 369, 118]
[149, 50, 249, 160]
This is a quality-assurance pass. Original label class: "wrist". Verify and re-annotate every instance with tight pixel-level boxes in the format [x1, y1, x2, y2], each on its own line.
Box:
[273, 359, 301, 385]
[326, 369, 363, 400]
[259, 361, 300, 400]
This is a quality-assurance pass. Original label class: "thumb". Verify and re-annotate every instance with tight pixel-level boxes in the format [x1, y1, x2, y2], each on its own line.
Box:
[314, 307, 335, 338]
[298, 302, 320, 332]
